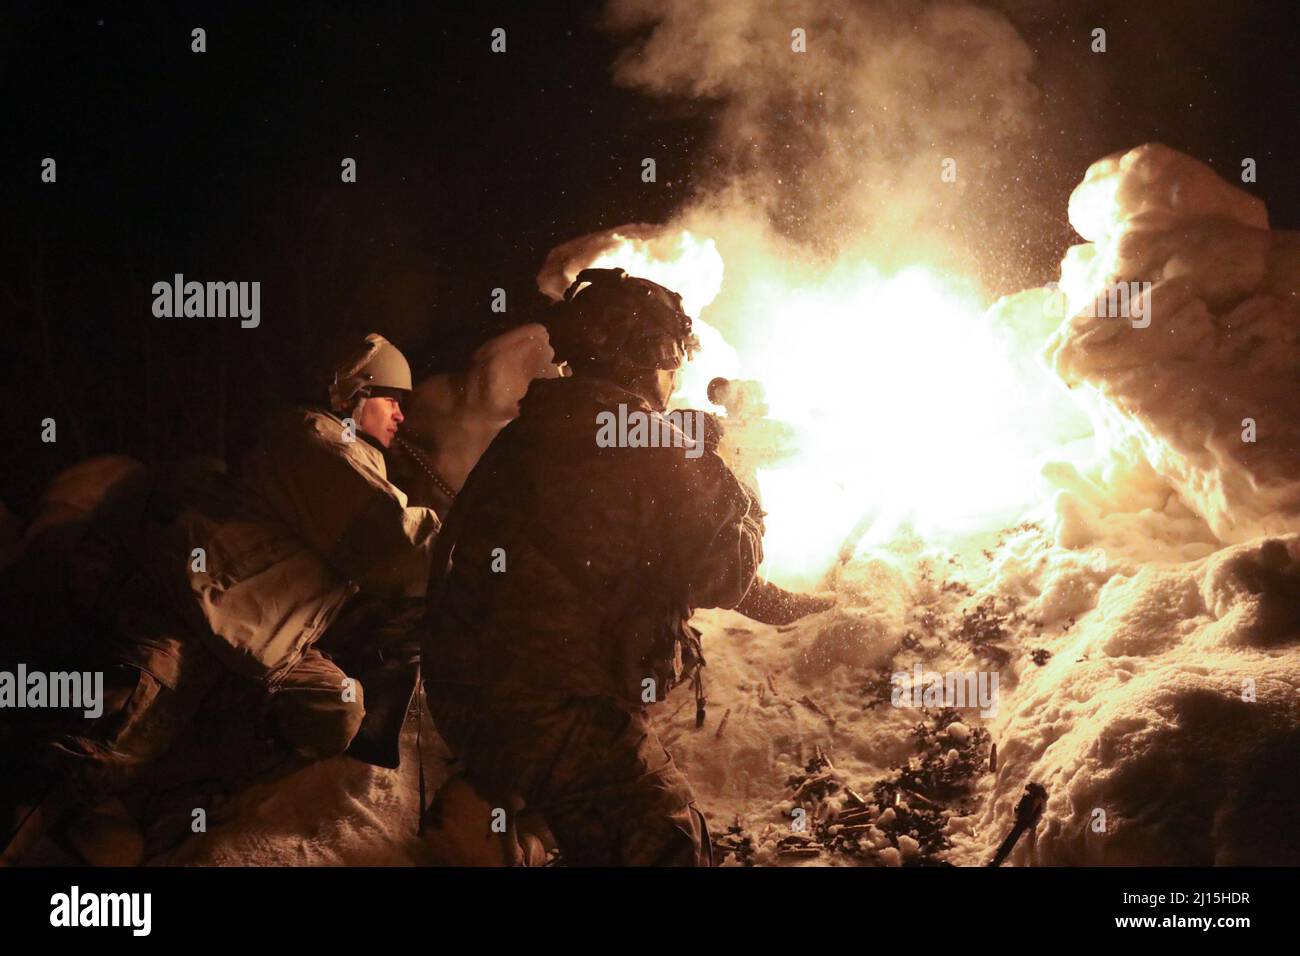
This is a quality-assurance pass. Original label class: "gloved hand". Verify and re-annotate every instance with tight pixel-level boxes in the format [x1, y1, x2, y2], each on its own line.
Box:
[735, 579, 834, 625]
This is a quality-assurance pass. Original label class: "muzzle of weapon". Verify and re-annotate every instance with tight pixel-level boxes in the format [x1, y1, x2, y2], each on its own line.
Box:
[707, 377, 767, 418]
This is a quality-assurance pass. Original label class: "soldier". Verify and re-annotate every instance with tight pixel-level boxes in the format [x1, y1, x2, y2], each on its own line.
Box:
[2, 333, 438, 865]
[423, 268, 764, 866]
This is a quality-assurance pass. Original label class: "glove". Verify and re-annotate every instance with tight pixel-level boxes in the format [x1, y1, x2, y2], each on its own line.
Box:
[735, 580, 834, 625]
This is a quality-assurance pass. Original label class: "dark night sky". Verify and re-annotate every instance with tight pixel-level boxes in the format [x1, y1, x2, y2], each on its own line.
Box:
[3, 0, 1298, 512]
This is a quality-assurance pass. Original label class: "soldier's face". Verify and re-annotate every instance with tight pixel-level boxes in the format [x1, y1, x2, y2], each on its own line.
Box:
[651, 368, 679, 411]
[360, 396, 404, 447]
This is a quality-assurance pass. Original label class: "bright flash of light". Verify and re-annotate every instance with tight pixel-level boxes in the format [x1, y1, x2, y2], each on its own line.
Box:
[705, 265, 1077, 586]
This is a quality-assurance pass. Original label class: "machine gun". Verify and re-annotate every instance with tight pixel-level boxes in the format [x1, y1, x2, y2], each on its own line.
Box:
[705, 377, 799, 494]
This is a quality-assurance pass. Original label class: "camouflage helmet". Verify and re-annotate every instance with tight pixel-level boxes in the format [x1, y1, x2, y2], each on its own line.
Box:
[327, 333, 413, 414]
[547, 268, 700, 371]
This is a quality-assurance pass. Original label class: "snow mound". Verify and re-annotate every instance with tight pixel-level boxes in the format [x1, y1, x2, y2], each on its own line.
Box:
[1045, 143, 1300, 543]
[150, 710, 449, 866]
[975, 534, 1300, 865]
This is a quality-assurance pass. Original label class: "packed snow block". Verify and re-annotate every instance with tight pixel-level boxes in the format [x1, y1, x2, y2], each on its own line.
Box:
[1067, 142, 1267, 246]
[1045, 144, 1300, 543]
[1200, 537, 1300, 648]
[984, 536, 1300, 865]
[402, 323, 559, 489]
[405, 323, 556, 440]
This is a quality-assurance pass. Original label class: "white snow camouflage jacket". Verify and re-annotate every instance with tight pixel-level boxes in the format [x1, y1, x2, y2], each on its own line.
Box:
[135, 407, 440, 685]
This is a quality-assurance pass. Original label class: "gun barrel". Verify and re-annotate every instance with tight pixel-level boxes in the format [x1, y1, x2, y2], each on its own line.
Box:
[707, 377, 767, 416]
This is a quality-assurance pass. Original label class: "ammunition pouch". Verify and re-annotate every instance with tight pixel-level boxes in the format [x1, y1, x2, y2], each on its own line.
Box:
[616, 600, 705, 706]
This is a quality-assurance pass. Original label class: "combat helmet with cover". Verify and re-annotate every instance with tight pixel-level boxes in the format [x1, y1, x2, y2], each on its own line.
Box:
[327, 333, 413, 416]
[547, 268, 700, 371]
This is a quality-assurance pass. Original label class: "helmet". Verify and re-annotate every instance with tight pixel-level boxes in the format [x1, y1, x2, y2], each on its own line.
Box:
[547, 268, 700, 371]
[327, 333, 413, 414]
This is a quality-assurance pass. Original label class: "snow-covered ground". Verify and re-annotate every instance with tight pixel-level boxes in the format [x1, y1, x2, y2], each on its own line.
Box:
[670, 529, 1300, 867]
[145, 527, 1300, 867]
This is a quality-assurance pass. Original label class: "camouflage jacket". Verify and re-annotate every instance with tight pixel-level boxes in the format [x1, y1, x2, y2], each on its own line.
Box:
[425, 376, 764, 704]
[127, 407, 439, 685]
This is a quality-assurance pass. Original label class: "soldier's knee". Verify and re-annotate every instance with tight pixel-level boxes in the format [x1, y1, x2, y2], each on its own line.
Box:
[40, 667, 170, 796]
[623, 775, 712, 866]
[295, 698, 365, 762]
[674, 803, 712, 867]
[272, 681, 365, 761]
[627, 801, 710, 866]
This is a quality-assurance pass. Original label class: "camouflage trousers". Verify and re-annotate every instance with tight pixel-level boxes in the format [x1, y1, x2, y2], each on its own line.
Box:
[425, 682, 712, 866]
[34, 573, 366, 803]
[43, 649, 364, 802]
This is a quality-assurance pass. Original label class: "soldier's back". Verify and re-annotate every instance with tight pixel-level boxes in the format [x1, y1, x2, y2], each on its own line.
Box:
[429, 376, 681, 702]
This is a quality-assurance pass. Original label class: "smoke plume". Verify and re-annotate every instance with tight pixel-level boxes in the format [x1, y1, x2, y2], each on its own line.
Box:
[602, 0, 1043, 278]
